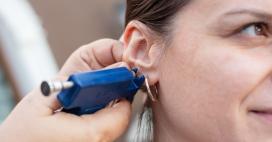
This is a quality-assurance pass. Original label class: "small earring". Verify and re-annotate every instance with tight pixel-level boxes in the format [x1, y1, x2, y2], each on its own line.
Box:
[144, 75, 158, 102]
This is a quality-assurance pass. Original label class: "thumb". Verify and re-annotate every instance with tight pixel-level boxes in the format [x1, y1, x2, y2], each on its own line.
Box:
[80, 100, 132, 141]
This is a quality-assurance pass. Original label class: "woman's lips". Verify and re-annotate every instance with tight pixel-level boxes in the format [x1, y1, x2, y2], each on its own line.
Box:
[250, 109, 272, 123]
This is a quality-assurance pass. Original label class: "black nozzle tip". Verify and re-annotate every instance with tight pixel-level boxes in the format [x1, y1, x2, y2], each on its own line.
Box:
[41, 81, 51, 96]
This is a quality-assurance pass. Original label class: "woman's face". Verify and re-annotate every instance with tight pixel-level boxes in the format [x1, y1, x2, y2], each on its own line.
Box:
[154, 0, 272, 141]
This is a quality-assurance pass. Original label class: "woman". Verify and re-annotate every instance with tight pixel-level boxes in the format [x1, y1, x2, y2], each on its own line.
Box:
[1, 0, 272, 141]
[124, 0, 272, 141]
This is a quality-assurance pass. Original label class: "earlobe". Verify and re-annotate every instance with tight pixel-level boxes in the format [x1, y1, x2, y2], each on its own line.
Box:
[122, 21, 163, 85]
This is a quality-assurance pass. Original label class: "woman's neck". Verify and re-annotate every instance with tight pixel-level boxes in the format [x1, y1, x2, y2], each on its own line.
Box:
[152, 104, 189, 142]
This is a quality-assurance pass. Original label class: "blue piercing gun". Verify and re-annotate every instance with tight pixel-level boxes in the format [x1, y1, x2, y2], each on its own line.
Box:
[40, 67, 145, 115]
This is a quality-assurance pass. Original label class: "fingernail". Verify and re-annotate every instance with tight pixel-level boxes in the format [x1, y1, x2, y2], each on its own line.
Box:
[107, 100, 115, 108]
[107, 99, 121, 108]
[113, 99, 122, 108]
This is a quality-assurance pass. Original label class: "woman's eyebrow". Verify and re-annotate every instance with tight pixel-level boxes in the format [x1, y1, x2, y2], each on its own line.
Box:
[223, 8, 272, 21]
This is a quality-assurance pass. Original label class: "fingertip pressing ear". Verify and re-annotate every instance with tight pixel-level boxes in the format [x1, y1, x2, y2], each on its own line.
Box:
[122, 21, 163, 85]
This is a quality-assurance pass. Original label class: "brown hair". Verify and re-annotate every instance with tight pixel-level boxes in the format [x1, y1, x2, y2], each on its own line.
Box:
[126, 0, 189, 35]
[125, 1, 190, 141]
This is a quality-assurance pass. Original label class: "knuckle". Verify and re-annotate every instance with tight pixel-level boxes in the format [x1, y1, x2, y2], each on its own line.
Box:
[79, 46, 92, 62]
[76, 44, 91, 56]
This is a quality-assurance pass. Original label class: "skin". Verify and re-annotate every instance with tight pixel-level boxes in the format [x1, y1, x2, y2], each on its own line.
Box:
[122, 0, 272, 142]
[1, 0, 272, 141]
[0, 39, 132, 142]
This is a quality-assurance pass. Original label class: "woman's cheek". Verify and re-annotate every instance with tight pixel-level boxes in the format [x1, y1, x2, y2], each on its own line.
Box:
[157, 40, 270, 141]
[165, 41, 262, 104]
[201, 45, 270, 103]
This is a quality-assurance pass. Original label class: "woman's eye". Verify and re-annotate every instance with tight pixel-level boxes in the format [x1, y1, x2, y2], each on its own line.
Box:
[240, 23, 269, 37]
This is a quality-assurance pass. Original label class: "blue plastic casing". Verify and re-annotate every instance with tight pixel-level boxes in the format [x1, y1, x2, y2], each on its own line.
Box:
[57, 67, 145, 115]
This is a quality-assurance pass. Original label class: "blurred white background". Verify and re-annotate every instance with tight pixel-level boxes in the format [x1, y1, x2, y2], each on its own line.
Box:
[0, 0, 142, 141]
[0, 0, 125, 117]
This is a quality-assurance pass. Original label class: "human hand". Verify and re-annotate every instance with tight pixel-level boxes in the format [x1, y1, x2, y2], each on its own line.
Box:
[0, 39, 131, 142]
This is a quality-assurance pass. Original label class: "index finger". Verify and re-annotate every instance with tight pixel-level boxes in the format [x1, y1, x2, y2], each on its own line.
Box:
[59, 39, 125, 77]
[78, 39, 125, 69]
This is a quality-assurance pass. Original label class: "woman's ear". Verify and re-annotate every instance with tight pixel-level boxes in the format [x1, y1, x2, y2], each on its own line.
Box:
[121, 21, 163, 85]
